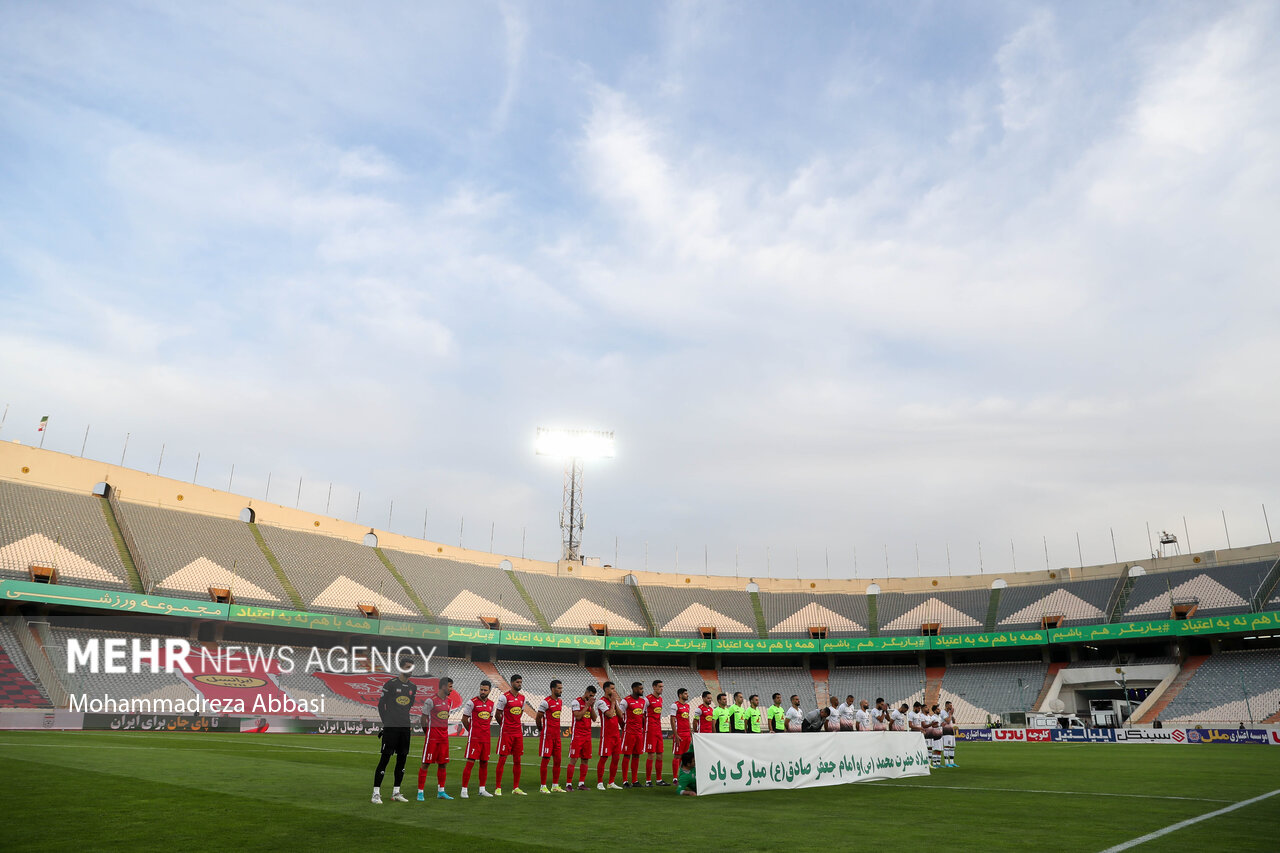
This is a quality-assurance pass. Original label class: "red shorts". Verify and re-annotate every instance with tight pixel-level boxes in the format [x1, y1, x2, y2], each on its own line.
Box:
[539, 730, 562, 758]
[644, 729, 664, 754]
[622, 730, 645, 755]
[421, 729, 450, 764]
[464, 727, 491, 761]
[599, 731, 622, 757]
[672, 733, 692, 755]
[570, 733, 593, 759]
[498, 730, 523, 756]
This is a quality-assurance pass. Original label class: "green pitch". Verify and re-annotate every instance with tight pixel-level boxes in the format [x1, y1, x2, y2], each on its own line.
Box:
[1, 732, 1277, 852]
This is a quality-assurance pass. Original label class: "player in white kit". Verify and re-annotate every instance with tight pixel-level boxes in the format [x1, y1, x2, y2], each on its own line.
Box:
[785, 695, 805, 732]
[854, 699, 874, 732]
[941, 700, 958, 767]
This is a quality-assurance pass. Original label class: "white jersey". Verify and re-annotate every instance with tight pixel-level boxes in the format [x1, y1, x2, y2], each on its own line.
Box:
[889, 709, 905, 730]
[906, 710, 920, 729]
[785, 706, 804, 728]
[940, 708, 952, 726]
[854, 708, 873, 730]
[836, 702, 855, 722]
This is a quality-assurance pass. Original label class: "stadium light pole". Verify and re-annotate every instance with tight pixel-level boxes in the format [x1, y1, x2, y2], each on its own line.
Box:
[536, 427, 614, 563]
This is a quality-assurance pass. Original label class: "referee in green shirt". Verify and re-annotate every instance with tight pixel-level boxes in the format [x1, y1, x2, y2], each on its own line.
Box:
[767, 693, 786, 732]
[746, 695, 763, 732]
[712, 693, 734, 732]
[731, 692, 747, 732]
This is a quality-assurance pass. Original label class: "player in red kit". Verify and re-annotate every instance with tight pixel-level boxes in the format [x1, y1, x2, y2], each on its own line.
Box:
[621, 681, 648, 787]
[492, 673, 527, 796]
[416, 676, 454, 801]
[459, 679, 495, 798]
[669, 687, 693, 781]
[643, 680, 668, 786]
[536, 679, 567, 794]
[566, 684, 597, 791]
[698, 690, 715, 733]
[595, 681, 624, 790]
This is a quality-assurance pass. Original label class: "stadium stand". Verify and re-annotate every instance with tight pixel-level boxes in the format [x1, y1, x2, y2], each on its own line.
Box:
[938, 661, 1049, 722]
[758, 591, 870, 637]
[996, 577, 1115, 628]
[273, 667, 380, 719]
[0, 623, 51, 707]
[642, 584, 758, 638]
[1066, 655, 1178, 668]
[1162, 649, 1280, 724]
[718, 667, 818, 710]
[255, 525, 421, 619]
[609, 664, 708, 702]
[513, 571, 649, 636]
[47, 627, 200, 705]
[1124, 561, 1274, 619]
[494, 659, 599, 721]
[0, 481, 131, 590]
[377, 548, 538, 627]
[114, 501, 287, 605]
[826, 665, 926, 711]
[876, 590, 988, 635]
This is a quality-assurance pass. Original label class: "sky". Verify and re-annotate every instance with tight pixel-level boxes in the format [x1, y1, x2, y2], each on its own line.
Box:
[2, 1, 1278, 581]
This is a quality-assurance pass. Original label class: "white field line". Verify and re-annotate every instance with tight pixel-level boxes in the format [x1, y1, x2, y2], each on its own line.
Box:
[868, 781, 1233, 804]
[1096, 788, 1280, 853]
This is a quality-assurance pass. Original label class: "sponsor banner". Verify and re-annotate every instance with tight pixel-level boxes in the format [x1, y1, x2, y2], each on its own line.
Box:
[993, 728, 1026, 742]
[0, 710, 85, 730]
[379, 620, 446, 641]
[605, 636, 713, 653]
[499, 630, 605, 650]
[1050, 728, 1117, 743]
[83, 713, 234, 732]
[1185, 728, 1270, 745]
[824, 636, 930, 653]
[228, 605, 379, 634]
[308, 672, 460, 718]
[179, 652, 308, 716]
[1114, 728, 1187, 743]
[957, 728, 993, 741]
[715, 638, 823, 654]
[1025, 728, 1053, 742]
[0, 580, 228, 619]
[933, 630, 1047, 650]
[446, 626, 499, 644]
[693, 731, 929, 795]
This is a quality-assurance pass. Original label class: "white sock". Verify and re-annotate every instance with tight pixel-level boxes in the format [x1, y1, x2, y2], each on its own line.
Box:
[373, 786, 380, 796]
[392, 786, 400, 795]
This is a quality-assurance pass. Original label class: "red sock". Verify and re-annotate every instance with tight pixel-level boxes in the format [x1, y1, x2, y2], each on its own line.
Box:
[552, 756, 561, 785]
[437, 765, 447, 787]
[512, 761, 521, 789]
[540, 757, 549, 786]
[462, 761, 473, 788]
[495, 756, 507, 788]
[417, 766, 428, 791]
[597, 759, 606, 784]
[645, 757, 653, 781]
[579, 762, 588, 783]
[671, 756, 679, 779]
[655, 755, 663, 782]
[479, 763, 488, 787]
[631, 755, 640, 783]
[609, 755, 619, 784]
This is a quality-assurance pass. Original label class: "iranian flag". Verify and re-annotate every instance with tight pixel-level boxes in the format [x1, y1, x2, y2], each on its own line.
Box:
[37, 416, 48, 432]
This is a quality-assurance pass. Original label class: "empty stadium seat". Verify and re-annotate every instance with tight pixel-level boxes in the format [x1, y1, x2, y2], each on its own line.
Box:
[0, 481, 131, 590]
[643, 585, 757, 637]
[1163, 649, 1280, 724]
[514, 571, 650, 636]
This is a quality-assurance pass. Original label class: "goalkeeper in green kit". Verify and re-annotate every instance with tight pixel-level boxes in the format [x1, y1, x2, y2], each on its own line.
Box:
[675, 751, 697, 796]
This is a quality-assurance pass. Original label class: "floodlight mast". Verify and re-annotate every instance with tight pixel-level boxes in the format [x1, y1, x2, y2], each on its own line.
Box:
[536, 428, 614, 563]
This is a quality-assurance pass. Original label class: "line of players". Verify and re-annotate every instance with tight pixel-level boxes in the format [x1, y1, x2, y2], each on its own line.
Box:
[374, 670, 957, 803]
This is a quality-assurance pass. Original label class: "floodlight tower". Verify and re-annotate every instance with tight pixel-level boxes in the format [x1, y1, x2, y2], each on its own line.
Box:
[535, 427, 614, 562]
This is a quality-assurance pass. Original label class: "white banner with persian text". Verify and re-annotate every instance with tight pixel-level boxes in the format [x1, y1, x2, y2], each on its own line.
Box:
[692, 731, 930, 796]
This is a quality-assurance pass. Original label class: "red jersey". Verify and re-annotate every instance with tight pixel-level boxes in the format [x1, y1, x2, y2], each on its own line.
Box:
[645, 693, 664, 732]
[596, 696, 621, 738]
[698, 702, 715, 733]
[570, 695, 595, 738]
[671, 700, 693, 736]
[461, 695, 495, 730]
[622, 694, 648, 731]
[419, 694, 452, 731]
[493, 690, 526, 735]
[537, 695, 564, 730]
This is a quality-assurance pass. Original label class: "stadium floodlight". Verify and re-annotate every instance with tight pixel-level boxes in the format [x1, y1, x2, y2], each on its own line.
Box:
[536, 428, 614, 563]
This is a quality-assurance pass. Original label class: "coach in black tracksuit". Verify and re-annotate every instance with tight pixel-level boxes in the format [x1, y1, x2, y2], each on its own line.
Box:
[372, 671, 417, 801]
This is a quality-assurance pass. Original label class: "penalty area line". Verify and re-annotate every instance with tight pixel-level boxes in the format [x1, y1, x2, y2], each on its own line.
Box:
[1097, 788, 1280, 853]
[868, 781, 1233, 804]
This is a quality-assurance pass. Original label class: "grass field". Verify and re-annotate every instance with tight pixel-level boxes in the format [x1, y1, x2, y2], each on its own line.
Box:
[1, 731, 1277, 852]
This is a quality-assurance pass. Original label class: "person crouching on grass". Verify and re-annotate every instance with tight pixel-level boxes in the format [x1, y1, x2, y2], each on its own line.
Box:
[675, 751, 698, 796]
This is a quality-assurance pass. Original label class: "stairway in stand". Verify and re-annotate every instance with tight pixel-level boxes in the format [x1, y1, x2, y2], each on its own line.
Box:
[1137, 655, 1209, 723]
[1033, 662, 1068, 712]
[810, 669, 830, 710]
[698, 668, 721, 697]
[472, 662, 512, 694]
[585, 666, 610, 688]
[924, 666, 946, 707]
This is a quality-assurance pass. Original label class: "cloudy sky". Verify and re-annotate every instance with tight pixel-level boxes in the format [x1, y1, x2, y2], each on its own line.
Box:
[2, 1, 1278, 580]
